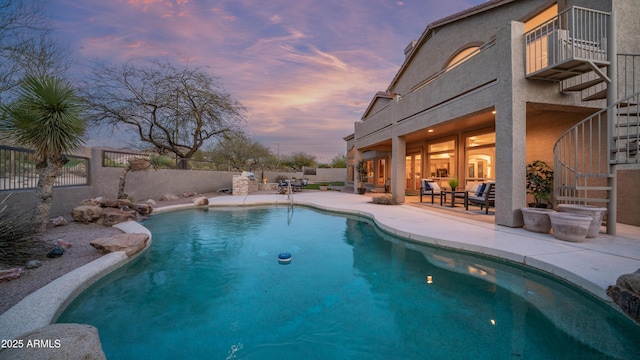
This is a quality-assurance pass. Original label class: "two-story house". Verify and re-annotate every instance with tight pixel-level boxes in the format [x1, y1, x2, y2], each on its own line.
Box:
[346, 0, 639, 232]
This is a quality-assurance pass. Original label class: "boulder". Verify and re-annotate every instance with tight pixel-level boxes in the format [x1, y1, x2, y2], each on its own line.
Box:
[104, 198, 133, 208]
[79, 198, 99, 206]
[161, 193, 179, 201]
[0, 268, 21, 283]
[144, 199, 157, 206]
[47, 246, 65, 258]
[47, 216, 68, 228]
[90, 233, 149, 257]
[0, 323, 106, 360]
[131, 203, 153, 216]
[101, 207, 137, 226]
[71, 206, 103, 224]
[607, 269, 640, 322]
[193, 196, 209, 206]
[183, 192, 196, 198]
[94, 196, 108, 206]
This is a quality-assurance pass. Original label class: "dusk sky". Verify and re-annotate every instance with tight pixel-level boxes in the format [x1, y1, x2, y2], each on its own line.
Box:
[47, 0, 486, 163]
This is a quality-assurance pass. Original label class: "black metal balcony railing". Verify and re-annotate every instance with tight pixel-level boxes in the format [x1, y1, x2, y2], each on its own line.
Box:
[0, 145, 89, 191]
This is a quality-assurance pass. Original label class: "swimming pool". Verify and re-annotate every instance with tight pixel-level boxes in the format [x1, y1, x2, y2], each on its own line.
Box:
[58, 206, 640, 359]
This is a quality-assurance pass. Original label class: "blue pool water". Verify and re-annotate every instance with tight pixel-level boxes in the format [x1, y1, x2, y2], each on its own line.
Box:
[58, 207, 640, 359]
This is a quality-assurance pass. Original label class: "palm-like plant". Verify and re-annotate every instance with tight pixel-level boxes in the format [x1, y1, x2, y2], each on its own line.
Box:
[1, 75, 85, 236]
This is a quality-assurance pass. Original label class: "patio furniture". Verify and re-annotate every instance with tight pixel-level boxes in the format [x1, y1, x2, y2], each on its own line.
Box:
[465, 182, 495, 214]
[440, 190, 467, 207]
[419, 179, 441, 204]
[455, 181, 483, 200]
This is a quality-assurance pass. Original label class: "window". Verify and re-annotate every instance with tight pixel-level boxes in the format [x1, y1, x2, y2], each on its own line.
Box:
[347, 147, 354, 182]
[428, 140, 455, 187]
[445, 46, 480, 71]
[524, 4, 558, 33]
[377, 158, 386, 186]
[366, 160, 374, 184]
[524, 4, 559, 73]
[466, 132, 495, 181]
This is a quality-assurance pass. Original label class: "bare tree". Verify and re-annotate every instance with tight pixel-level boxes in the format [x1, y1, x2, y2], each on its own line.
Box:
[85, 60, 246, 167]
[208, 132, 275, 171]
[0, 0, 70, 101]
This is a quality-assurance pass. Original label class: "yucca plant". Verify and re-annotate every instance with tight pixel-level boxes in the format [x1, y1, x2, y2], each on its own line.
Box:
[0, 75, 86, 237]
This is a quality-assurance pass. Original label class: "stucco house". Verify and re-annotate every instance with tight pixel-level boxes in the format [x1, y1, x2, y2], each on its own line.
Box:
[345, 0, 640, 232]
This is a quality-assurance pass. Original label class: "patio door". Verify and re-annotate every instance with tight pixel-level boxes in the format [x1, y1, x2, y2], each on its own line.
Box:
[405, 153, 422, 193]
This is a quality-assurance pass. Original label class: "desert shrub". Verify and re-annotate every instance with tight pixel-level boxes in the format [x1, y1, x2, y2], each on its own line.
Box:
[0, 193, 43, 266]
[371, 195, 399, 205]
[150, 154, 174, 169]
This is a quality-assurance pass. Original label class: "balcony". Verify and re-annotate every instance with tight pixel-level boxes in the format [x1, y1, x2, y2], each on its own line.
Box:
[525, 7, 610, 82]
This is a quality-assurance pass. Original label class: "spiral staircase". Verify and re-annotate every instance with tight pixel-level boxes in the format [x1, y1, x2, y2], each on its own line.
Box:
[526, 7, 640, 234]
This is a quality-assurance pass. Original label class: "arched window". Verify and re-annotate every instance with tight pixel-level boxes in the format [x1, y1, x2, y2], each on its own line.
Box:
[445, 46, 481, 71]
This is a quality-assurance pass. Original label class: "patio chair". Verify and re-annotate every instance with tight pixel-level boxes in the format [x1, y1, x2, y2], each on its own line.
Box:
[278, 180, 288, 194]
[455, 181, 483, 200]
[420, 179, 441, 204]
[465, 182, 495, 214]
[292, 179, 303, 192]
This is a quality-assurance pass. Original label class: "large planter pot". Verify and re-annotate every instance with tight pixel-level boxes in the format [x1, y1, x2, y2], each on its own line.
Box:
[521, 208, 556, 233]
[557, 204, 607, 238]
[548, 212, 593, 242]
[357, 188, 366, 194]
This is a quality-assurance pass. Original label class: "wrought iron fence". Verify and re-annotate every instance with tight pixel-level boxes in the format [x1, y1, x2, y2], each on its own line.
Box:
[0, 145, 89, 191]
[102, 149, 232, 171]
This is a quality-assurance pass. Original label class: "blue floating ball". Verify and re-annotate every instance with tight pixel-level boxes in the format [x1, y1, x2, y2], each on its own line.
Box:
[278, 252, 292, 263]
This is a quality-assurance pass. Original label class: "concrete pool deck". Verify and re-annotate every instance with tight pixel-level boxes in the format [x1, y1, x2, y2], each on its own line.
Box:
[1, 190, 639, 340]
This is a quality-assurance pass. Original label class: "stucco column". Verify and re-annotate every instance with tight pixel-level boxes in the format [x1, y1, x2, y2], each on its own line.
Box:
[391, 135, 406, 203]
[495, 21, 527, 227]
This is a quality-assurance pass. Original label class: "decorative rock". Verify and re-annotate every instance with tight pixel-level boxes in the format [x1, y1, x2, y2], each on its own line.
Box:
[90, 233, 149, 257]
[144, 198, 157, 206]
[521, 208, 556, 233]
[0, 323, 106, 360]
[0, 268, 22, 282]
[131, 203, 153, 215]
[79, 198, 99, 206]
[548, 212, 592, 242]
[71, 206, 103, 224]
[607, 269, 640, 323]
[161, 193, 179, 201]
[25, 259, 42, 269]
[47, 216, 68, 228]
[183, 192, 196, 198]
[47, 246, 65, 258]
[101, 207, 137, 227]
[94, 196, 108, 206]
[104, 198, 132, 208]
[557, 204, 607, 238]
[117, 198, 133, 208]
[57, 239, 73, 248]
[193, 196, 209, 206]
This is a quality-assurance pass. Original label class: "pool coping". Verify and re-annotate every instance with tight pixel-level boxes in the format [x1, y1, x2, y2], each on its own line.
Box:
[2, 192, 639, 340]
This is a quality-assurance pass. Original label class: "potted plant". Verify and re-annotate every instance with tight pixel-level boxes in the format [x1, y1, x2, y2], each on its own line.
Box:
[526, 160, 554, 208]
[448, 178, 459, 191]
[356, 160, 368, 194]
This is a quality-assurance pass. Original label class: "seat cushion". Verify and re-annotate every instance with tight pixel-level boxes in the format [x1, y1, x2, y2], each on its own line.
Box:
[430, 182, 441, 193]
[421, 180, 432, 192]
